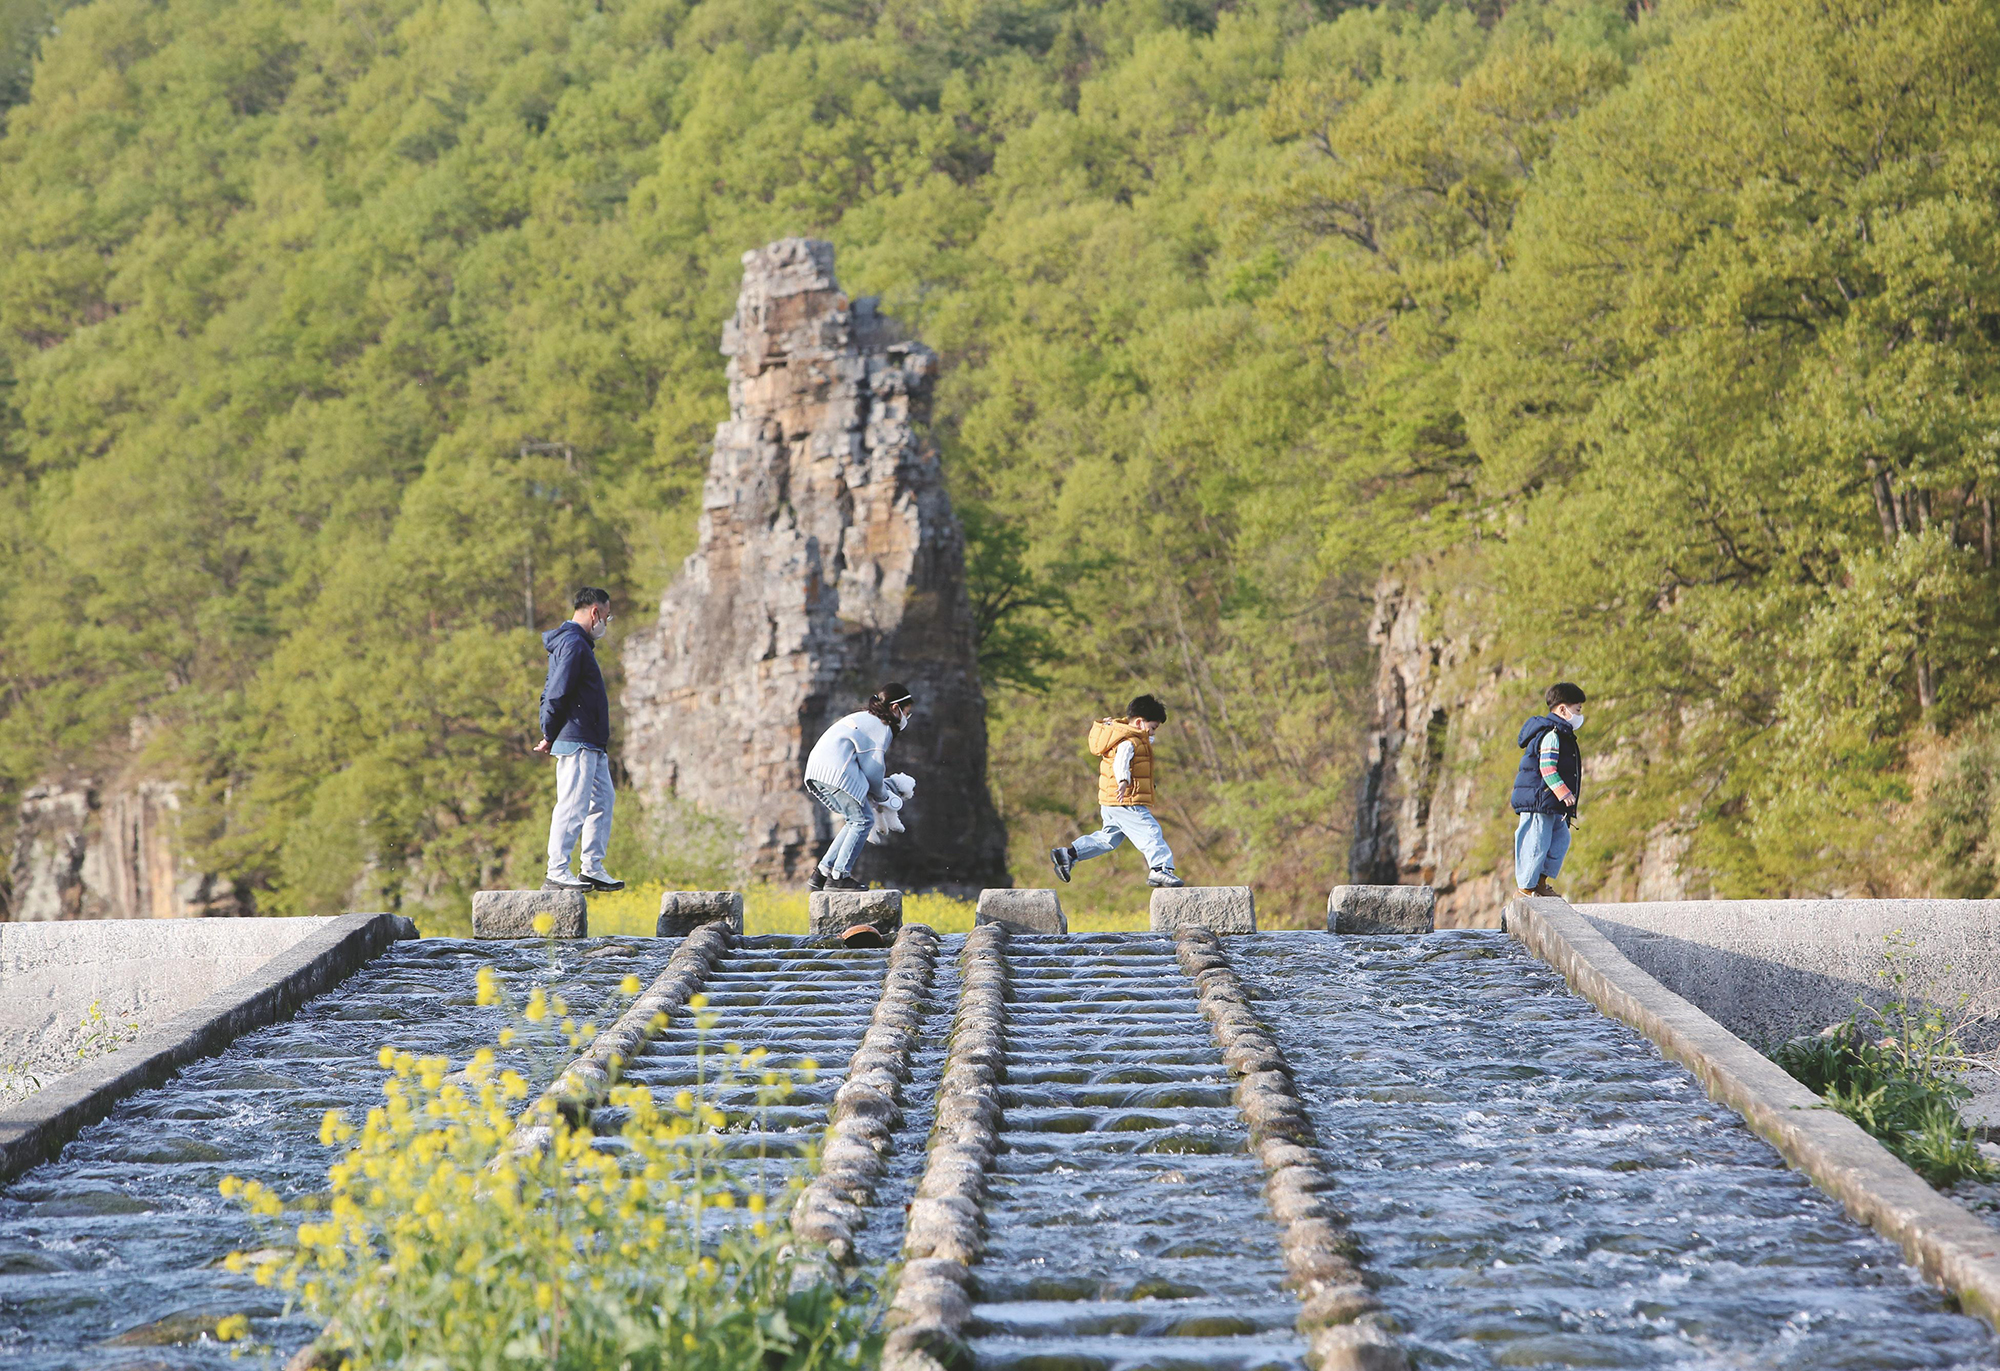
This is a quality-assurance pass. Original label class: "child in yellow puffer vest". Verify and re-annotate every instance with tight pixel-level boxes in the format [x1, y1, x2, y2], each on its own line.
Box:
[1049, 694, 1184, 889]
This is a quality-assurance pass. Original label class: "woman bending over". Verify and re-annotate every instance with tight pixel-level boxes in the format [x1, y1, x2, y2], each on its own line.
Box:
[803, 682, 913, 891]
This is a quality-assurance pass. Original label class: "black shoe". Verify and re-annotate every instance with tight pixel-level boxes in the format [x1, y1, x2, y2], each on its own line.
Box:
[1050, 846, 1075, 884]
[543, 875, 591, 891]
[582, 873, 625, 892]
[807, 867, 828, 892]
[826, 875, 868, 892]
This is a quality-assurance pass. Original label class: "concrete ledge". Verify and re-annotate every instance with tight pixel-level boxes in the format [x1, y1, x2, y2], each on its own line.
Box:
[1150, 886, 1256, 935]
[657, 890, 744, 937]
[1327, 885, 1434, 935]
[1577, 898, 2000, 1052]
[1507, 895, 2000, 1332]
[975, 888, 1066, 934]
[0, 911, 417, 1185]
[2, 916, 347, 1091]
[472, 889, 587, 938]
[811, 889, 903, 938]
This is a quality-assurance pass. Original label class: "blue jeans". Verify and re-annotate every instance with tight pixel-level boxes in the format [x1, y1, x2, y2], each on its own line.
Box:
[1071, 804, 1175, 871]
[807, 781, 873, 877]
[1514, 811, 1571, 892]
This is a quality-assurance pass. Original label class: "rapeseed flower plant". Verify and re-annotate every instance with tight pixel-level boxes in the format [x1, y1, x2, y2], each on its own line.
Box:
[222, 963, 875, 1369]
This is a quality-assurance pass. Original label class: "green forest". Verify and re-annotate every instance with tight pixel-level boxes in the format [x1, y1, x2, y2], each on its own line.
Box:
[0, 0, 1995, 920]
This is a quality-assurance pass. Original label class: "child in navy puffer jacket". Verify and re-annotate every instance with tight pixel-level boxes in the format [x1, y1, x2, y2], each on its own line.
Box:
[1509, 682, 1586, 898]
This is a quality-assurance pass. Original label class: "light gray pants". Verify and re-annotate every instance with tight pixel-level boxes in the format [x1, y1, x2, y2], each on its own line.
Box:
[547, 746, 614, 881]
[1071, 804, 1175, 871]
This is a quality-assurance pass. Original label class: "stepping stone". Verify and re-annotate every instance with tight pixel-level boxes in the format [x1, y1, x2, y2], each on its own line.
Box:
[471, 889, 587, 939]
[1150, 886, 1256, 935]
[1326, 884, 1435, 934]
[810, 889, 903, 939]
[975, 888, 1067, 934]
[656, 890, 744, 937]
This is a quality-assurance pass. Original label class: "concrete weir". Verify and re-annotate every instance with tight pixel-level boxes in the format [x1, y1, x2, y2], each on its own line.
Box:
[6, 895, 2000, 1368]
[1509, 894, 2000, 1332]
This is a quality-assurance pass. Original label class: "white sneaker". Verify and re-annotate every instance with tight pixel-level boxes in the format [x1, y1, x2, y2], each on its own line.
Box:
[1147, 868, 1185, 888]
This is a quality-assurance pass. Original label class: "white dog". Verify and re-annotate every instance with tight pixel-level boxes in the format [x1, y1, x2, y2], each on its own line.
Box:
[866, 773, 917, 846]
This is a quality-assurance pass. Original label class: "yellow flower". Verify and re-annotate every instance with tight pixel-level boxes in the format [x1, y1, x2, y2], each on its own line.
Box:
[524, 989, 548, 1024]
[531, 912, 555, 938]
[214, 1314, 250, 1343]
[620, 974, 642, 996]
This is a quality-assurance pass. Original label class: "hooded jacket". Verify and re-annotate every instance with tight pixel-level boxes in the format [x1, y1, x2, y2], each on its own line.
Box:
[539, 621, 610, 750]
[1510, 713, 1580, 816]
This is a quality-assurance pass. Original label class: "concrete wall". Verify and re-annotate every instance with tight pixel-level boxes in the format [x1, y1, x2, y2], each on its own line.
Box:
[0, 917, 338, 1093]
[1577, 899, 2000, 1053]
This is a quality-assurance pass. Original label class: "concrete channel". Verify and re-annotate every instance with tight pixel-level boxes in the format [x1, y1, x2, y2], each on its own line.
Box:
[5, 894, 2000, 1369]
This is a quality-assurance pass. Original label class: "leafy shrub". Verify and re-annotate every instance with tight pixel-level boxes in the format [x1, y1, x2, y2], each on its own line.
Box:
[1770, 938, 1996, 1188]
[222, 973, 877, 1370]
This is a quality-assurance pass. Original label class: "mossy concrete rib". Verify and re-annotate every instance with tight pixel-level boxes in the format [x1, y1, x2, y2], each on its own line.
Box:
[1507, 894, 2000, 1332]
[0, 911, 417, 1186]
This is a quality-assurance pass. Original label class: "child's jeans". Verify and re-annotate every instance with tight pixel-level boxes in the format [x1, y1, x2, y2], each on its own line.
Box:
[807, 780, 873, 877]
[1072, 804, 1176, 872]
[1514, 811, 1571, 891]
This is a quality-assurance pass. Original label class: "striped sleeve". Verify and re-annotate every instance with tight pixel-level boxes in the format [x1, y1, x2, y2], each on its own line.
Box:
[1539, 729, 1575, 805]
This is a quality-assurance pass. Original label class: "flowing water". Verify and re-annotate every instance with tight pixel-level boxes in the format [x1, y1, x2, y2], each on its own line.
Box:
[591, 934, 892, 1193]
[965, 932, 1307, 1371]
[7, 928, 2000, 1371]
[1232, 931, 2000, 1370]
[0, 936, 669, 1369]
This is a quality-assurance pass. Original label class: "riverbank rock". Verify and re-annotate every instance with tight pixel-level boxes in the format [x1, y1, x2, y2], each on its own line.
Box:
[1150, 886, 1257, 935]
[620, 239, 1006, 892]
[471, 890, 587, 939]
[811, 889, 903, 938]
[656, 890, 744, 937]
[974, 888, 1065, 934]
[1327, 884, 1435, 934]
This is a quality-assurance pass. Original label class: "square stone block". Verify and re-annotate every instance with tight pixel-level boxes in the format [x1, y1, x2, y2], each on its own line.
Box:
[810, 889, 903, 938]
[1327, 884, 1435, 935]
[975, 888, 1067, 934]
[1149, 886, 1256, 935]
[657, 890, 745, 938]
[472, 889, 588, 939]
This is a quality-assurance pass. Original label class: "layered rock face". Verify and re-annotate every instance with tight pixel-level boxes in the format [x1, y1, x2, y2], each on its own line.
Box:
[622, 239, 1007, 889]
[1350, 570, 1696, 925]
[6, 778, 247, 921]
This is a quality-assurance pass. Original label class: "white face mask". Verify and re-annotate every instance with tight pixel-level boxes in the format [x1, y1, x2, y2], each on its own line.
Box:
[588, 618, 608, 641]
[893, 708, 910, 732]
[1565, 709, 1584, 732]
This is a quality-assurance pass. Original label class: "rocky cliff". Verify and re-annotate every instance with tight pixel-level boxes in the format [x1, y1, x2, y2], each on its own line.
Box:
[1348, 569, 1519, 926]
[6, 777, 247, 921]
[621, 238, 1007, 889]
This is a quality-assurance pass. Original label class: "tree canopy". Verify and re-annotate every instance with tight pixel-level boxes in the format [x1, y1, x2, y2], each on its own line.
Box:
[0, 0, 1992, 919]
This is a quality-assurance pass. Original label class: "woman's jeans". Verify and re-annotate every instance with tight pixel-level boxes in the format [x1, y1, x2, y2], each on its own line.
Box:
[807, 780, 873, 876]
[1514, 811, 1571, 891]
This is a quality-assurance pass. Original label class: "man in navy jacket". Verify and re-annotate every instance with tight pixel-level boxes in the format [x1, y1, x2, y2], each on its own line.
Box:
[535, 587, 623, 891]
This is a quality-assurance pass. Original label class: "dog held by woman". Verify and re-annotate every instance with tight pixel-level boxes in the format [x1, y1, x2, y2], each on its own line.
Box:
[802, 682, 914, 891]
